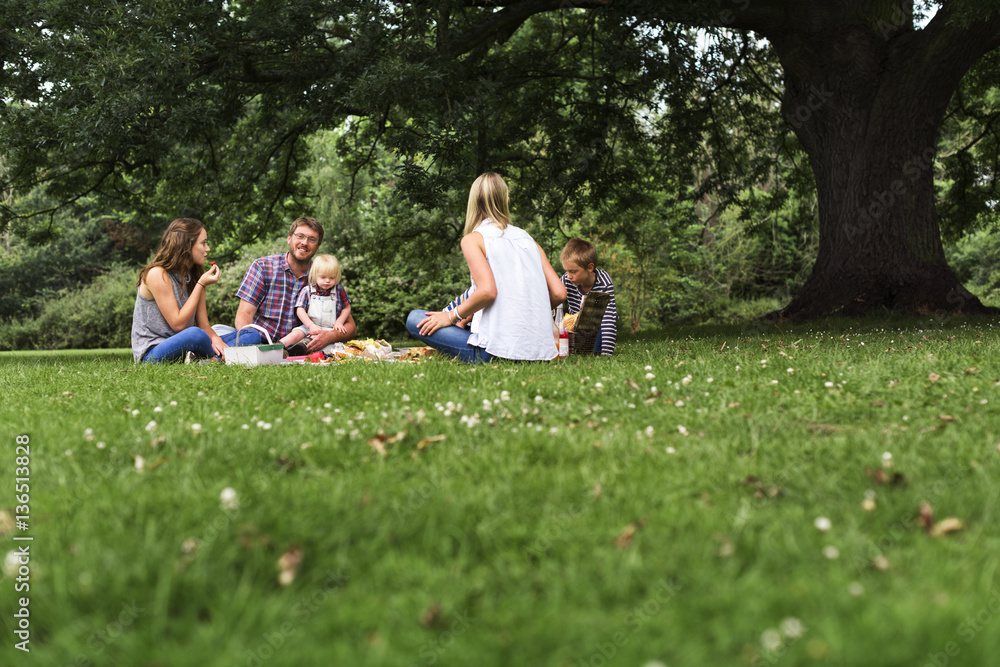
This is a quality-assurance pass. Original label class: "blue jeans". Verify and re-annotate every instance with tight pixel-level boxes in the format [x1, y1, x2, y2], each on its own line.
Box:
[141, 327, 263, 363]
[405, 310, 494, 364]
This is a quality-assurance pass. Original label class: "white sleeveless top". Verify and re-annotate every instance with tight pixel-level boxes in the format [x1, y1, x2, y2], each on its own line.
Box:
[467, 220, 557, 361]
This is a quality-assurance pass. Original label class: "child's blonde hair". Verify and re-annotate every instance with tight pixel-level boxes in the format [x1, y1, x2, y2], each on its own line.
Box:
[308, 254, 342, 285]
[560, 238, 598, 271]
[463, 172, 512, 236]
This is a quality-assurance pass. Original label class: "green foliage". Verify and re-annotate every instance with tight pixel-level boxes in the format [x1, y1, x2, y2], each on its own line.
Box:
[0, 194, 152, 322]
[937, 48, 1000, 241]
[945, 229, 1000, 303]
[0, 263, 136, 350]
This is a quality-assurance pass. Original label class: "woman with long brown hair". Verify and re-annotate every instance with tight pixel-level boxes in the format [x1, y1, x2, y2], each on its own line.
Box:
[131, 218, 257, 362]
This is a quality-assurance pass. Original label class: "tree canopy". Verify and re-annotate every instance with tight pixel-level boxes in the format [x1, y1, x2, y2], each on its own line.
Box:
[3, 0, 1000, 318]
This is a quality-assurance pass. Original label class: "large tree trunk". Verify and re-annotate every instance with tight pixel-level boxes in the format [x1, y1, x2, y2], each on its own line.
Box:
[760, 7, 1000, 320]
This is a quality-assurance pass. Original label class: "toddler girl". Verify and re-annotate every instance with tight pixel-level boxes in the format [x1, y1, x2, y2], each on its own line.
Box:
[280, 255, 352, 354]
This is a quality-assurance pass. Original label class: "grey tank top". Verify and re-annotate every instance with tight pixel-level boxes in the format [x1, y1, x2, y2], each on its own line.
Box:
[131, 271, 194, 362]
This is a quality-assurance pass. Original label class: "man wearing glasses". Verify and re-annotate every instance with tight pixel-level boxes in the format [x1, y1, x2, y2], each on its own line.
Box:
[235, 216, 357, 352]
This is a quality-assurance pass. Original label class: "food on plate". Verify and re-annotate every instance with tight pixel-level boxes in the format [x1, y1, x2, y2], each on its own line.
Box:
[400, 347, 434, 361]
[562, 313, 578, 332]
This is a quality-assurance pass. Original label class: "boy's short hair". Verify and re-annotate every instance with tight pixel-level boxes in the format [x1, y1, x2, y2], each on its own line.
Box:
[308, 254, 342, 284]
[560, 238, 598, 270]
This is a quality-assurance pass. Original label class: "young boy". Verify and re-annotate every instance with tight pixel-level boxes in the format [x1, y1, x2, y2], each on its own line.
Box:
[559, 238, 617, 355]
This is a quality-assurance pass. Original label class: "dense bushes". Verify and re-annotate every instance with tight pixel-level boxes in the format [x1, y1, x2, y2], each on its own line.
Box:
[0, 264, 136, 350]
[0, 235, 468, 350]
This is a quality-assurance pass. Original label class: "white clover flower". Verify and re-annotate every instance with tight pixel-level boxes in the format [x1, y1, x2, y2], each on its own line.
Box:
[707, 377, 714, 383]
[402, 395, 411, 402]
[84, 428, 95, 441]
[787, 368, 794, 374]
[131, 409, 140, 417]
[677, 425, 689, 436]
[824, 381, 834, 388]
[645, 372, 655, 381]
[595, 382, 603, 390]
[3, 551, 21, 578]
[501, 390, 511, 401]
[96, 441, 106, 449]
[242, 424, 249, 430]
[761, 629, 783, 651]
[220, 487, 239, 510]
[170, 400, 178, 406]
[191, 423, 202, 434]
[134, 455, 146, 472]
[675, 400, 685, 407]
[535, 395, 544, 403]
[262, 423, 272, 431]
[645, 426, 655, 438]
[153, 406, 163, 413]
[848, 581, 865, 596]
[814, 516, 832, 532]
[682, 375, 693, 386]
[666, 446, 676, 454]
[823, 545, 840, 559]
[881, 451, 893, 468]
[549, 427, 559, 435]
[644, 365, 652, 371]
[780, 617, 805, 639]
[145, 420, 157, 432]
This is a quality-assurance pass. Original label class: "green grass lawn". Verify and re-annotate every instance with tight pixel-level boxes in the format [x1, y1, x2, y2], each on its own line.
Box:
[2, 318, 1000, 666]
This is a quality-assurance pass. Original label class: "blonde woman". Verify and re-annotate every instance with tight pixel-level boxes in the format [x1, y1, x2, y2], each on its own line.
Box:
[406, 173, 566, 362]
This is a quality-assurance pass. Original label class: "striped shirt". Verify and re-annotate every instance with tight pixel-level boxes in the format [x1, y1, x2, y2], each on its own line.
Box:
[561, 269, 618, 355]
[235, 253, 308, 340]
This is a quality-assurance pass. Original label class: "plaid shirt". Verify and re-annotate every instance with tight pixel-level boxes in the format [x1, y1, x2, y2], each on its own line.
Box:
[294, 284, 351, 320]
[235, 253, 308, 340]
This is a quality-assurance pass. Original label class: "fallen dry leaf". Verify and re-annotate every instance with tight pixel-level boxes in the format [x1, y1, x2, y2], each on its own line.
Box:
[147, 457, 169, 471]
[918, 502, 935, 532]
[865, 467, 907, 486]
[276, 545, 303, 586]
[367, 431, 406, 456]
[930, 517, 963, 537]
[614, 519, 648, 548]
[419, 603, 442, 627]
[415, 434, 446, 450]
[0, 510, 14, 536]
[964, 367, 980, 375]
[937, 414, 957, 422]
[625, 378, 641, 392]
